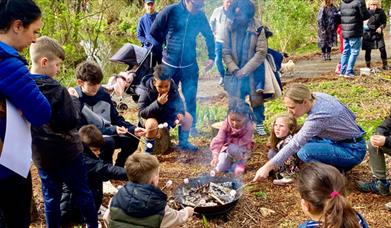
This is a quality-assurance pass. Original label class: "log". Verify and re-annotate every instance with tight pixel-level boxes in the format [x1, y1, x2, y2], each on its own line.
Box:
[138, 127, 171, 155]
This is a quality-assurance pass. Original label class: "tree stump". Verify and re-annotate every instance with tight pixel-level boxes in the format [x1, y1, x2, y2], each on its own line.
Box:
[138, 127, 171, 155]
[211, 121, 224, 137]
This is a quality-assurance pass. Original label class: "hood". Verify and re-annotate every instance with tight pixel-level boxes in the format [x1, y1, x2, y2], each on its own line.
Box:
[342, 0, 354, 3]
[111, 182, 167, 218]
[137, 74, 156, 96]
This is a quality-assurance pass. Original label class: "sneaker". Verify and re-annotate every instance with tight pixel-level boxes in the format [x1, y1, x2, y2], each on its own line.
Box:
[273, 176, 294, 185]
[356, 179, 390, 196]
[256, 124, 267, 136]
[218, 77, 224, 86]
[98, 205, 107, 220]
[178, 142, 198, 152]
[385, 201, 391, 211]
[190, 127, 199, 137]
[344, 73, 355, 79]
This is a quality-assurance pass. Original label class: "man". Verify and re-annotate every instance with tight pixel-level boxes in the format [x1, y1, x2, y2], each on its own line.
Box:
[150, 0, 215, 136]
[210, 0, 232, 85]
[339, 0, 370, 78]
[137, 0, 162, 65]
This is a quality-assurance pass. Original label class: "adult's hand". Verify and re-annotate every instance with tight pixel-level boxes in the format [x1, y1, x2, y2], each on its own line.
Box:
[235, 69, 246, 79]
[252, 162, 275, 182]
[134, 127, 146, 137]
[204, 59, 214, 72]
[68, 87, 79, 97]
[370, 135, 386, 147]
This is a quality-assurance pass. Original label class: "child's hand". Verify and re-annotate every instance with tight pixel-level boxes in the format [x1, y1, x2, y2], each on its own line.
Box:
[370, 135, 386, 147]
[185, 207, 194, 217]
[176, 113, 184, 125]
[68, 87, 79, 97]
[157, 93, 168, 105]
[210, 156, 218, 167]
[116, 126, 128, 135]
[134, 127, 146, 137]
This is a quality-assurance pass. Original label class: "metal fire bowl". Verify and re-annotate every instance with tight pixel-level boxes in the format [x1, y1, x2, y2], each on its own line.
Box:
[174, 175, 243, 217]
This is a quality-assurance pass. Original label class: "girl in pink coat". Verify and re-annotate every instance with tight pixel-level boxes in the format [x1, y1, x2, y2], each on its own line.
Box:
[210, 99, 254, 176]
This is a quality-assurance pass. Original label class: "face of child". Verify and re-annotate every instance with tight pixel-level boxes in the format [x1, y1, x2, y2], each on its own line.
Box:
[43, 57, 62, 78]
[228, 112, 246, 130]
[145, 2, 155, 14]
[273, 117, 290, 138]
[153, 79, 171, 95]
[89, 147, 101, 157]
[369, 3, 378, 10]
[78, 80, 101, 96]
[13, 18, 42, 52]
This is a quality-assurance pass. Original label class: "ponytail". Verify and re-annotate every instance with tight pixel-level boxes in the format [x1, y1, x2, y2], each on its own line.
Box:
[323, 193, 360, 228]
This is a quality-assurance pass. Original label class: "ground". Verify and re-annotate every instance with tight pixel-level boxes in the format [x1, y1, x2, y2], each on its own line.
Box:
[30, 54, 391, 227]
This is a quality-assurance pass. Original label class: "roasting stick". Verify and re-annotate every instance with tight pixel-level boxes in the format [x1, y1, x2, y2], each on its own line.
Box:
[124, 131, 153, 149]
[146, 122, 169, 133]
[161, 180, 173, 191]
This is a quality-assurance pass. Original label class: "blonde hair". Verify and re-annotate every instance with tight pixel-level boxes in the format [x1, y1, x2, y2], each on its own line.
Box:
[268, 113, 298, 150]
[125, 153, 159, 184]
[30, 36, 65, 64]
[284, 84, 315, 104]
[367, 0, 381, 7]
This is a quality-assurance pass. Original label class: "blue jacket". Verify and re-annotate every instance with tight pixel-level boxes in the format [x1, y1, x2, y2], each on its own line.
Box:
[0, 41, 51, 179]
[136, 75, 185, 126]
[137, 12, 159, 47]
[150, 0, 215, 67]
[298, 212, 369, 228]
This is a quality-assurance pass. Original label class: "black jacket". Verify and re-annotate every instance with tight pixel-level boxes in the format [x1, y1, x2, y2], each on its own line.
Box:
[149, 0, 215, 67]
[136, 75, 185, 126]
[340, 0, 371, 38]
[31, 75, 82, 170]
[362, 8, 387, 50]
[60, 145, 127, 223]
[376, 114, 391, 148]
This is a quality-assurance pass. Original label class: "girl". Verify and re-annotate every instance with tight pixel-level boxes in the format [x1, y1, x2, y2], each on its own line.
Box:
[298, 162, 369, 228]
[362, 0, 388, 70]
[317, 0, 339, 61]
[210, 99, 254, 176]
[267, 114, 299, 185]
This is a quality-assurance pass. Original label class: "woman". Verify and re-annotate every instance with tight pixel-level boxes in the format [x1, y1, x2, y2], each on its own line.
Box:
[253, 84, 366, 182]
[317, 0, 339, 61]
[222, 0, 268, 136]
[0, 0, 51, 227]
[362, 0, 388, 69]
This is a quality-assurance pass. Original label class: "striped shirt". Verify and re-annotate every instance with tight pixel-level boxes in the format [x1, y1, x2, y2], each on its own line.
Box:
[297, 212, 369, 227]
[271, 93, 365, 167]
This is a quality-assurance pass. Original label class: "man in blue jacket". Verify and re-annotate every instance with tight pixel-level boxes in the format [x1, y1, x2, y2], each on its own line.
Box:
[137, 0, 162, 65]
[150, 0, 215, 136]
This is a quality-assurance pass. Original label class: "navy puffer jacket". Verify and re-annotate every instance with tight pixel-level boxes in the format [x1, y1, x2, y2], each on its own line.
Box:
[150, 0, 215, 67]
[340, 0, 371, 38]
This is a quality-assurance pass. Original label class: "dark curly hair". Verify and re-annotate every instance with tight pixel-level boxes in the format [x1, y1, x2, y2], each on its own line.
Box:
[75, 61, 104, 84]
[228, 98, 254, 121]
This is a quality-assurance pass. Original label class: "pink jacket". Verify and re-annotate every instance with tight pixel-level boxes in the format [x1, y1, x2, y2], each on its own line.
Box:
[210, 117, 254, 156]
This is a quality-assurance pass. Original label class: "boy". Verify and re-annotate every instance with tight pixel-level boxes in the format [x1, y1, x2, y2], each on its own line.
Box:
[68, 61, 146, 167]
[137, 64, 197, 153]
[61, 124, 128, 225]
[29, 36, 98, 228]
[106, 153, 194, 227]
[357, 112, 391, 211]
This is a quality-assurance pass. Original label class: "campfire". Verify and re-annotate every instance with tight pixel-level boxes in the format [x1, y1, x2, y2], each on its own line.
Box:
[174, 176, 242, 217]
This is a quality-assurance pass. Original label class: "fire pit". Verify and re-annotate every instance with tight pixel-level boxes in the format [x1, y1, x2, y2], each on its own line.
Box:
[174, 175, 242, 217]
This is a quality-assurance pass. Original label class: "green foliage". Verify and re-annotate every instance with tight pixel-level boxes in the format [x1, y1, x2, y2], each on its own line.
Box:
[254, 190, 267, 199]
[202, 214, 209, 228]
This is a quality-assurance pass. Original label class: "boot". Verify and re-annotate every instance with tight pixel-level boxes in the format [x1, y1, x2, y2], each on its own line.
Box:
[366, 61, 371, 68]
[144, 138, 155, 154]
[322, 53, 327, 61]
[356, 178, 390, 196]
[326, 52, 331, 61]
[382, 59, 389, 70]
[178, 128, 198, 152]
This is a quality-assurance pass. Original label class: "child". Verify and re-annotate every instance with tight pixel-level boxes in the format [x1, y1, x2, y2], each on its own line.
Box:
[362, 0, 388, 70]
[298, 162, 369, 228]
[29, 36, 98, 227]
[267, 114, 299, 185]
[317, 0, 338, 61]
[210, 98, 254, 176]
[105, 153, 194, 227]
[137, 64, 197, 153]
[68, 61, 146, 167]
[0, 1, 51, 227]
[60, 124, 128, 225]
[356, 111, 391, 211]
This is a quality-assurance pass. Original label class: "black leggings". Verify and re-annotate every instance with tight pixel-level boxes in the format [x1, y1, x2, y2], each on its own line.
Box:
[321, 46, 331, 54]
[365, 47, 388, 62]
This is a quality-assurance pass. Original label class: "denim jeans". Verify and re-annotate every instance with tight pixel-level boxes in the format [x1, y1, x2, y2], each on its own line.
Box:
[340, 37, 362, 75]
[39, 154, 98, 228]
[367, 141, 391, 179]
[215, 41, 225, 78]
[297, 137, 366, 171]
[100, 135, 139, 167]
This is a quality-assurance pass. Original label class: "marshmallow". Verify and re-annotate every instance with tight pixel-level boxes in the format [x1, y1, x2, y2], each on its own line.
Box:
[158, 124, 163, 129]
[230, 189, 237, 197]
[210, 170, 216, 177]
[166, 180, 173, 187]
[184, 178, 189, 184]
[146, 143, 153, 149]
[163, 122, 168, 128]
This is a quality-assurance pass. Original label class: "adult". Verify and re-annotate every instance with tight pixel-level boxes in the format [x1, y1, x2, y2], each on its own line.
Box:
[222, 0, 268, 136]
[362, 0, 388, 70]
[0, 0, 52, 227]
[210, 0, 232, 85]
[150, 0, 215, 136]
[339, 0, 370, 77]
[253, 84, 366, 182]
[136, 0, 162, 65]
[317, 0, 339, 61]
